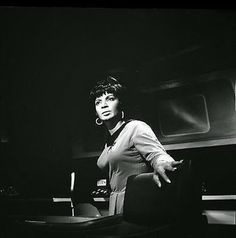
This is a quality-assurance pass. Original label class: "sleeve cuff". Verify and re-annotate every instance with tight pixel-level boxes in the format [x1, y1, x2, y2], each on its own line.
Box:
[148, 153, 174, 167]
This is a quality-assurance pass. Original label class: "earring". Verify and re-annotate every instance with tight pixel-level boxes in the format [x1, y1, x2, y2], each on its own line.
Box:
[96, 118, 103, 126]
[121, 111, 125, 119]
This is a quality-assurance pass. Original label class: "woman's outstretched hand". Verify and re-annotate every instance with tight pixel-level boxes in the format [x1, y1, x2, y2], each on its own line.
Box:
[152, 159, 183, 187]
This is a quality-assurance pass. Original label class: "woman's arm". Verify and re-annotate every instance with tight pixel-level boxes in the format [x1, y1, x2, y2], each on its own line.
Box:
[131, 120, 183, 187]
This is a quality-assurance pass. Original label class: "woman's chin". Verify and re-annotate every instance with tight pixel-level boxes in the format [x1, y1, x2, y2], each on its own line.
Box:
[102, 115, 114, 121]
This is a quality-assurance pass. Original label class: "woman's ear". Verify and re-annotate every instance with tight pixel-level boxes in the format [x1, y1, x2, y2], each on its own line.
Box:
[118, 99, 122, 107]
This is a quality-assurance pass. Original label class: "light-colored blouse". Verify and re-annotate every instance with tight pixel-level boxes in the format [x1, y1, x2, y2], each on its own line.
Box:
[97, 120, 173, 215]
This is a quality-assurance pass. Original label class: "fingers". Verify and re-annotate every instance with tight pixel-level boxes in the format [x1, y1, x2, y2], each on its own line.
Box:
[166, 164, 177, 171]
[153, 169, 171, 187]
[171, 160, 183, 166]
[160, 171, 171, 184]
[168, 160, 183, 170]
[153, 173, 162, 187]
[162, 159, 183, 176]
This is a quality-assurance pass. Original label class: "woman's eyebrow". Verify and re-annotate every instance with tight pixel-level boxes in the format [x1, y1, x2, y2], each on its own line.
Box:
[106, 94, 114, 98]
[95, 98, 101, 103]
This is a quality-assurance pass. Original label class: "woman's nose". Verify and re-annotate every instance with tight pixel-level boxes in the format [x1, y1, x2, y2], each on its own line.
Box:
[101, 100, 108, 108]
[101, 104, 108, 108]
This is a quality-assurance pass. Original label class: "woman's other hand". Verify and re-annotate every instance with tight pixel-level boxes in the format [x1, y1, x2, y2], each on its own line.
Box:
[152, 158, 183, 187]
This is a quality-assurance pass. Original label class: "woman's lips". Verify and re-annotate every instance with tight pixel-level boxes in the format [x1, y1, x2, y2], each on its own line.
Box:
[102, 111, 111, 115]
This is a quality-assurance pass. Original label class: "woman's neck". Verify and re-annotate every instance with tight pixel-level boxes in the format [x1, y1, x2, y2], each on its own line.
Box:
[107, 120, 125, 135]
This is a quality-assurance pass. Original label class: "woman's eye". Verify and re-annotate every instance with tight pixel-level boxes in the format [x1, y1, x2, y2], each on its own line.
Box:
[108, 97, 115, 101]
[95, 101, 101, 106]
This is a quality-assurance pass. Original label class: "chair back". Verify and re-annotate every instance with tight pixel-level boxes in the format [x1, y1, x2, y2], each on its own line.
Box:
[123, 159, 201, 226]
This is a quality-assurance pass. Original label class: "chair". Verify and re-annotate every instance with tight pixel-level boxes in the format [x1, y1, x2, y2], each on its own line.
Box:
[73, 202, 102, 217]
[84, 159, 207, 238]
[7, 159, 207, 238]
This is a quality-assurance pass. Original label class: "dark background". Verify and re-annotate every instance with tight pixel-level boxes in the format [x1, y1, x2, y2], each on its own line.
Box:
[0, 7, 236, 197]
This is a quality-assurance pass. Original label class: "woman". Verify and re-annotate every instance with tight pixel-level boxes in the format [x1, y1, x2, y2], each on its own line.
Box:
[89, 76, 182, 215]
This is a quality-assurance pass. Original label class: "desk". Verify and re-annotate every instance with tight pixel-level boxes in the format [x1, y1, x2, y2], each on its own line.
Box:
[23, 215, 97, 224]
[202, 195, 236, 225]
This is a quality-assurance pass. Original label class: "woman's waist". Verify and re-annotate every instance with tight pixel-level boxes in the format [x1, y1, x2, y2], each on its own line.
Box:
[109, 177, 127, 192]
[110, 188, 126, 195]
[109, 170, 150, 192]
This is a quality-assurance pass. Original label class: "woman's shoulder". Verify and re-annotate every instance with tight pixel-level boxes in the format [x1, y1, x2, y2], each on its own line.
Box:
[125, 119, 150, 129]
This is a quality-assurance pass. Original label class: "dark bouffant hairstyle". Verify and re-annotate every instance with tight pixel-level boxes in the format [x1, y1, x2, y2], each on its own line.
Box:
[89, 76, 127, 105]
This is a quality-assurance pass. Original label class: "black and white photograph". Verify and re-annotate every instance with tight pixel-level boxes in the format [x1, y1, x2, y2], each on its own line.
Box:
[1, 4, 236, 238]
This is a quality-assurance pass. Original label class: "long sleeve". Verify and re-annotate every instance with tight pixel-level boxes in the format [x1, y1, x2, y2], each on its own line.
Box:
[131, 121, 174, 167]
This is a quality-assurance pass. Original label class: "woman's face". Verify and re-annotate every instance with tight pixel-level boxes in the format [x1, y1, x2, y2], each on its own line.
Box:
[95, 92, 121, 121]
